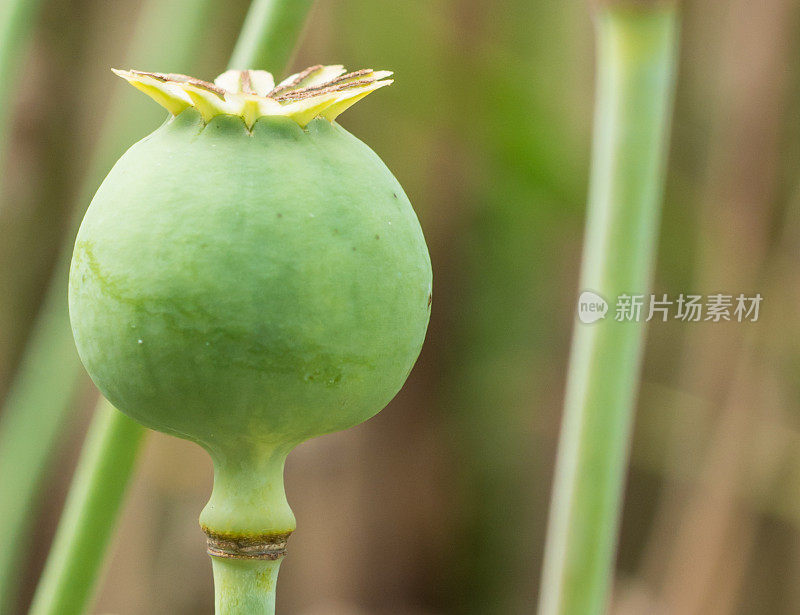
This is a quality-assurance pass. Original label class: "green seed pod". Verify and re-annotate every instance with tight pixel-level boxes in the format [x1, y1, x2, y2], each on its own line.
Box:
[68, 65, 431, 610]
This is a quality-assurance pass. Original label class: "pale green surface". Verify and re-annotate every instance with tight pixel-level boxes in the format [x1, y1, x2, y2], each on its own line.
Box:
[212, 558, 282, 615]
[27, 399, 144, 615]
[0, 1, 214, 611]
[537, 6, 679, 615]
[70, 112, 431, 535]
[69, 109, 429, 611]
[228, 0, 314, 72]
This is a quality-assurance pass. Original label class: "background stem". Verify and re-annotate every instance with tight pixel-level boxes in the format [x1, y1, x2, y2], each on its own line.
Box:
[537, 5, 679, 615]
[23, 1, 315, 613]
[0, 283, 81, 613]
[228, 0, 314, 72]
[27, 401, 144, 615]
[0, 0, 47, 203]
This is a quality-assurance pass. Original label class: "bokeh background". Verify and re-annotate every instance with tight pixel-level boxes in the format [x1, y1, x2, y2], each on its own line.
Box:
[2, 0, 799, 613]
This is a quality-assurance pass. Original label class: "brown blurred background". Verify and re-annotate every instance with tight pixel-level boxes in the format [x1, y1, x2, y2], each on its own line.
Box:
[3, 0, 800, 613]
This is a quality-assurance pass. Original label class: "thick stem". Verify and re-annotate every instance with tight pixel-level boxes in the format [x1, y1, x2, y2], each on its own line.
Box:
[201, 449, 296, 540]
[28, 401, 144, 615]
[212, 558, 282, 615]
[537, 5, 679, 615]
[228, 0, 315, 72]
[198, 448, 295, 612]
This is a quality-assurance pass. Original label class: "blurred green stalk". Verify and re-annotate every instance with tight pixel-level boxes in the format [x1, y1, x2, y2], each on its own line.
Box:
[25, 2, 315, 614]
[0, 1, 214, 611]
[0, 0, 46, 195]
[537, 4, 679, 615]
[27, 400, 143, 615]
[228, 0, 314, 71]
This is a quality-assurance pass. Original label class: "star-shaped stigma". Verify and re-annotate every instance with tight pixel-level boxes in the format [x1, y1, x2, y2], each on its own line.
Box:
[112, 64, 393, 128]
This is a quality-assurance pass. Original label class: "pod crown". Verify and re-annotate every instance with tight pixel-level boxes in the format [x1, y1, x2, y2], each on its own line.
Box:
[112, 65, 393, 128]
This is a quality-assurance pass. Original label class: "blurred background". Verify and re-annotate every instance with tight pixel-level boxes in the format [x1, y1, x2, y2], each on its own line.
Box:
[2, 0, 799, 613]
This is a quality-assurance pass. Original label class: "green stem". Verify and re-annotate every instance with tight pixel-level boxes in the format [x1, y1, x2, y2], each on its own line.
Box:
[0, 0, 47, 200]
[0, 273, 80, 613]
[212, 559, 282, 615]
[537, 5, 679, 615]
[27, 400, 144, 615]
[228, 0, 315, 71]
[201, 450, 295, 537]
[199, 450, 294, 614]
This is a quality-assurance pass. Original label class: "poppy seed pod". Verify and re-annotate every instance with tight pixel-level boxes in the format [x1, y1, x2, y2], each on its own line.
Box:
[68, 65, 431, 604]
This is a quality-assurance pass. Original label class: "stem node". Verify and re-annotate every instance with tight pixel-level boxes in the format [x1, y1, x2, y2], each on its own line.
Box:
[205, 530, 292, 560]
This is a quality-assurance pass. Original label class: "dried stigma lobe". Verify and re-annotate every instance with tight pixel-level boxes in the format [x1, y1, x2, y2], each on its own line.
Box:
[112, 65, 393, 128]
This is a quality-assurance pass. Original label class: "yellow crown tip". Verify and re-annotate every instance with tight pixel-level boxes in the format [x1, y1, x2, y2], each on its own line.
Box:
[112, 64, 392, 127]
